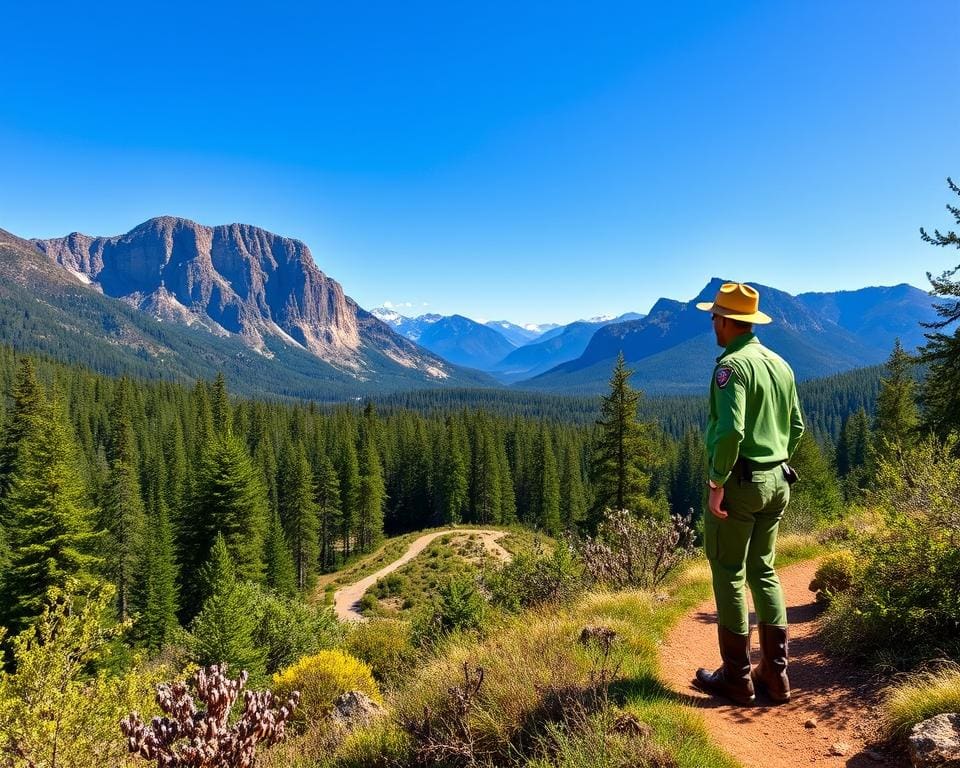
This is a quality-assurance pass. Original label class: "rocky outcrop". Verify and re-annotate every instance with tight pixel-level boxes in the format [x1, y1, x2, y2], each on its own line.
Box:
[909, 713, 960, 767]
[33, 217, 448, 378]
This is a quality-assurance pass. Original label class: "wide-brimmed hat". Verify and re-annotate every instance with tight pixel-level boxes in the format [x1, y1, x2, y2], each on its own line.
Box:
[695, 282, 772, 324]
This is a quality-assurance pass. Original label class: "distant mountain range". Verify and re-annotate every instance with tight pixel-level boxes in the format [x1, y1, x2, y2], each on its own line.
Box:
[521, 278, 938, 394]
[371, 307, 645, 379]
[0, 216, 939, 400]
[1, 218, 494, 398]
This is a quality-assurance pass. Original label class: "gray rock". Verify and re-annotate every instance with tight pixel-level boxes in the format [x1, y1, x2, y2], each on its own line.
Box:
[329, 690, 385, 730]
[909, 713, 960, 767]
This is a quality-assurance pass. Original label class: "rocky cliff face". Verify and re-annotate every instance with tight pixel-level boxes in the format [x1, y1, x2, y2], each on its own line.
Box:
[34, 216, 447, 377]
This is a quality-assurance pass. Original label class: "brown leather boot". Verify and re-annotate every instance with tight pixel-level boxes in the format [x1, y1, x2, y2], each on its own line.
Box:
[751, 623, 790, 703]
[694, 625, 755, 705]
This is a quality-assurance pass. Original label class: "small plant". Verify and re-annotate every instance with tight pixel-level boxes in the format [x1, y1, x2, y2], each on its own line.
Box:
[883, 661, 960, 737]
[272, 649, 381, 725]
[120, 664, 299, 768]
[402, 662, 486, 766]
[578, 509, 697, 589]
[809, 550, 857, 603]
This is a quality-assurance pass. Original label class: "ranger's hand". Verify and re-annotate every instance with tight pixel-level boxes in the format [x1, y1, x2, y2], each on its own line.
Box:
[708, 484, 727, 519]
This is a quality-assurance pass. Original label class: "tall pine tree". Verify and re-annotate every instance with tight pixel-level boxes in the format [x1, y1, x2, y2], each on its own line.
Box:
[918, 177, 960, 440]
[590, 353, 658, 522]
[278, 441, 319, 590]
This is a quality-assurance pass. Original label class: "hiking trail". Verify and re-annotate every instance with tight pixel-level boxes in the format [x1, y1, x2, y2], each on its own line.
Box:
[333, 529, 511, 622]
[659, 558, 901, 767]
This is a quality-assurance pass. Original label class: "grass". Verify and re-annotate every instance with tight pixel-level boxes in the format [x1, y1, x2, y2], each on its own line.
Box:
[269, 532, 827, 767]
[882, 661, 960, 737]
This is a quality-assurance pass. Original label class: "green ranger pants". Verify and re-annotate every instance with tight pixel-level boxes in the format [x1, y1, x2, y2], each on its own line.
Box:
[703, 464, 790, 635]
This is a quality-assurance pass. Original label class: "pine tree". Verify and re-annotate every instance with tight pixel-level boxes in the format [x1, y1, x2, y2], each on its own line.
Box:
[669, 428, 708, 525]
[335, 431, 360, 559]
[211, 372, 232, 437]
[141, 488, 180, 650]
[191, 534, 266, 679]
[278, 441, 319, 590]
[789, 433, 842, 522]
[0, 386, 101, 633]
[357, 416, 386, 553]
[533, 427, 561, 534]
[590, 353, 657, 521]
[918, 177, 960, 440]
[872, 339, 919, 463]
[559, 439, 587, 532]
[469, 417, 502, 525]
[101, 377, 147, 620]
[0, 358, 45, 498]
[436, 416, 468, 525]
[313, 454, 342, 571]
[264, 508, 297, 597]
[186, 433, 268, 616]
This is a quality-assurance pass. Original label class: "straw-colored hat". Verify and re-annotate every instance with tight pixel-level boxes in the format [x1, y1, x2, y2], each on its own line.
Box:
[695, 282, 772, 325]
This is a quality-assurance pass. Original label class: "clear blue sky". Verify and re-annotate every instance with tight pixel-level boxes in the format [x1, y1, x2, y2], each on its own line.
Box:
[2, 2, 958, 325]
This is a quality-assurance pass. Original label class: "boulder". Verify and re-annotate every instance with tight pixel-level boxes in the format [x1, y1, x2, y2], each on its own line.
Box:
[329, 690, 385, 731]
[909, 713, 960, 767]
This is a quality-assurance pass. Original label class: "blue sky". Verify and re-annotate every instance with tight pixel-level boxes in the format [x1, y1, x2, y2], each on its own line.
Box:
[2, 2, 958, 325]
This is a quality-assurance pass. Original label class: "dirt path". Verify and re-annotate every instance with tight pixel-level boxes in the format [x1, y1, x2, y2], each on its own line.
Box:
[334, 529, 511, 622]
[660, 559, 897, 767]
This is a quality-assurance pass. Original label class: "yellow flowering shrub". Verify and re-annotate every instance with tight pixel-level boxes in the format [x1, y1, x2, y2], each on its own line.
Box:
[272, 649, 381, 724]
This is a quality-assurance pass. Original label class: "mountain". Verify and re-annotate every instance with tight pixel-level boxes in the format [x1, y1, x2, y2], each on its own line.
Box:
[518, 278, 937, 394]
[415, 314, 518, 370]
[489, 312, 646, 383]
[1, 218, 494, 398]
[797, 284, 935, 352]
[484, 320, 558, 346]
[370, 307, 443, 341]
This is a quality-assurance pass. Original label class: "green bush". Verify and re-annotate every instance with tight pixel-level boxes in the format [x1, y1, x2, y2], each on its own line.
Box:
[415, 574, 487, 645]
[0, 582, 168, 768]
[345, 618, 416, 689]
[809, 550, 857, 604]
[821, 437, 960, 665]
[272, 649, 381, 725]
[487, 542, 585, 612]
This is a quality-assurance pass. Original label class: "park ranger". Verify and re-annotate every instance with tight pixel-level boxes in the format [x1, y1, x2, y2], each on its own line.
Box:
[692, 282, 804, 706]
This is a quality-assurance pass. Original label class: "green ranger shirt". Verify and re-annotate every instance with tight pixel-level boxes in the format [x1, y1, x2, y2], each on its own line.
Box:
[706, 333, 804, 486]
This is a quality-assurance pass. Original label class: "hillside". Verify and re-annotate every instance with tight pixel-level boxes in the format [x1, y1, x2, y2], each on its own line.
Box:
[0, 222, 494, 398]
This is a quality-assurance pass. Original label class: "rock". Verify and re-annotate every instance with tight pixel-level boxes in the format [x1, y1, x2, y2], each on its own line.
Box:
[329, 690, 385, 730]
[864, 750, 886, 762]
[908, 712, 960, 767]
[805, 718, 818, 729]
[830, 742, 851, 756]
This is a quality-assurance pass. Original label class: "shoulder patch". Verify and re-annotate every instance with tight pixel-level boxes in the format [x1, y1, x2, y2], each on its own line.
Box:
[715, 365, 734, 389]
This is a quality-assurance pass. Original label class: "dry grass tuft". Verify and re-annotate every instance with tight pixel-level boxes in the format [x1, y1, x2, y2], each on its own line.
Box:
[883, 661, 960, 737]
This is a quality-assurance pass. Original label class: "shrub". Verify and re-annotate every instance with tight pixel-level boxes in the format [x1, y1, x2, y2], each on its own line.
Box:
[121, 664, 299, 767]
[0, 582, 167, 768]
[254, 590, 343, 673]
[809, 550, 857, 604]
[487, 541, 585, 612]
[883, 661, 960, 737]
[345, 619, 415, 689]
[416, 574, 487, 644]
[578, 509, 697, 589]
[821, 436, 960, 665]
[272, 649, 381, 725]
